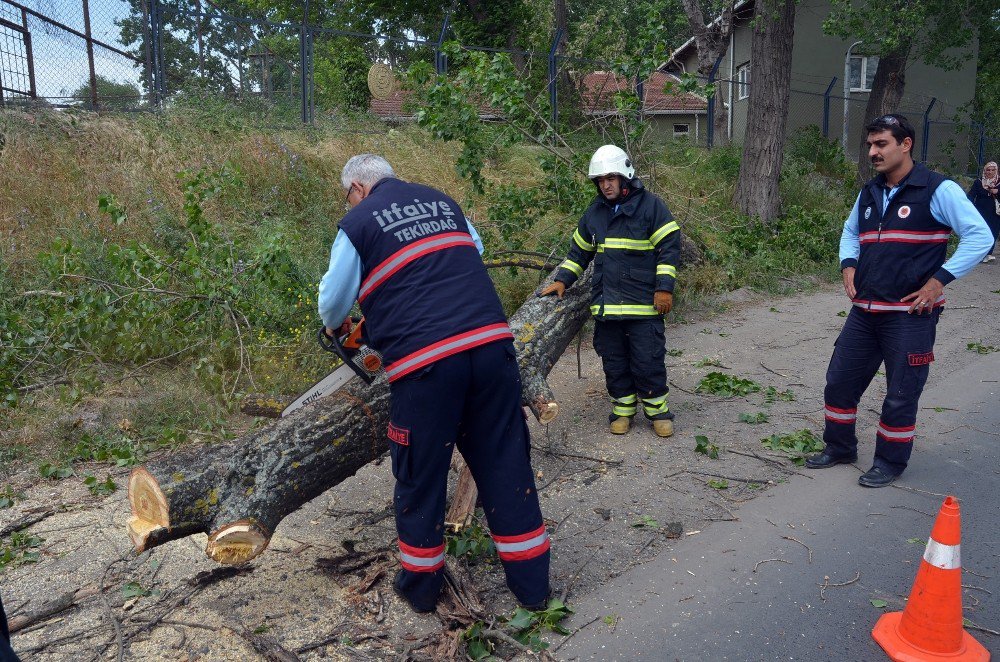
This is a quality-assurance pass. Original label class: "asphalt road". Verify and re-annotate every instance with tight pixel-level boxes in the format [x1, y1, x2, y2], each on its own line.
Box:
[557, 350, 999, 661]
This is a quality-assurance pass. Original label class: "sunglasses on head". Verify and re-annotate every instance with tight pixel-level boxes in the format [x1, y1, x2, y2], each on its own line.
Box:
[874, 115, 900, 126]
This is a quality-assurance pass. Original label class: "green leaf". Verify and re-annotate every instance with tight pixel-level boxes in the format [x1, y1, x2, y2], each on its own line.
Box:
[121, 581, 152, 599]
[907, 537, 924, 544]
[696, 372, 761, 398]
[631, 515, 659, 529]
[870, 598, 888, 609]
[694, 435, 719, 459]
[707, 479, 729, 489]
[508, 608, 535, 629]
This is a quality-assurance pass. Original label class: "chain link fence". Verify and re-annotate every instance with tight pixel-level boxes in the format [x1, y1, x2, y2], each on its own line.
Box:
[0, 0, 146, 109]
[0, 0, 993, 178]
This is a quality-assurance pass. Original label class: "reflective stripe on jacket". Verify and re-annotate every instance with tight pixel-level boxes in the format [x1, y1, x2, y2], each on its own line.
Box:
[852, 164, 950, 311]
[338, 178, 510, 379]
[554, 179, 680, 320]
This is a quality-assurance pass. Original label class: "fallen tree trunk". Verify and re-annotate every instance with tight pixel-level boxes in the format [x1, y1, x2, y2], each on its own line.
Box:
[127, 268, 592, 564]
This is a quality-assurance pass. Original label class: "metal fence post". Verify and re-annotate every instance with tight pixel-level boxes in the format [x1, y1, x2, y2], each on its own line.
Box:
[822, 76, 837, 138]
[140, 0, 153, 105]
[636, 75, 644, 123]
[706, 54, 723, 149]
[548, 28, 562, 128]
[148, 0, 165, 105]
[922, 97, 936, 163]
[978, 112, 991, 170]
[82, 0, 99, 109]
[435, 13, 450, 74]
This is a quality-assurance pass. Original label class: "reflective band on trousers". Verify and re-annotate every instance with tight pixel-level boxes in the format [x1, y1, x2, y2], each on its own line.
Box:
[492, 525, 550, 561]
[385, 323, 514, 382]
[398, 540, 446, 572]
[923, 538, 961, 570]
[359, 232, 476, 302]
[877, 422, 915, 442]
[824, 405, 856, 422]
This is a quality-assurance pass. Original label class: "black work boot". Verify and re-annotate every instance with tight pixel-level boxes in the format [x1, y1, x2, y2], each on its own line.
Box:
[858, 466, 899, 488]
[805, 451, 857, 469]
[392, 570, 436, 614]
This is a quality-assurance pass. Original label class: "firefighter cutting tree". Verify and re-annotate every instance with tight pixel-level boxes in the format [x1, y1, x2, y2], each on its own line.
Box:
[316, 154, 551, 613]
[541, 145, 682, 438]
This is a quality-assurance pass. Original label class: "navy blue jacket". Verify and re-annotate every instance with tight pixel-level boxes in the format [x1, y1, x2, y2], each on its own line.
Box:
[850, 164, 952, 310]
[554, 179, 680, 319]
[338, 178, 510, 381]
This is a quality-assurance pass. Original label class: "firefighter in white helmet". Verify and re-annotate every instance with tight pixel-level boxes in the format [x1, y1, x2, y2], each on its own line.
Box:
[540, 145, 681, 437]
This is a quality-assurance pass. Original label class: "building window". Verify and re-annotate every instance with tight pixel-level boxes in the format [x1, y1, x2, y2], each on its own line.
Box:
[736, 63, 750, 100]
[673, 123, 690, 138]
[849, 56, 879, 92]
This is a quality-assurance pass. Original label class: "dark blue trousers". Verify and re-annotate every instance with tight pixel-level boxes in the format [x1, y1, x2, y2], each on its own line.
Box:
[388, 340, 549, 610]
[0, 592, 19, 662]
[822, 307, 940, 475]
[593, 319, 673, 421]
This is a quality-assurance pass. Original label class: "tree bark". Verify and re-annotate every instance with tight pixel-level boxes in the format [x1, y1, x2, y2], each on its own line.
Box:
[680, 0, 736, 146]
[854, 45, 910, 187]
[127, 268, 593, 564]
[732, 0, 796, 222]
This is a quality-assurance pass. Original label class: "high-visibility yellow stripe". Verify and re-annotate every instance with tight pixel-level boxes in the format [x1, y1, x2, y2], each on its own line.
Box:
[560, 259, 583, 277]
[597, 238, 654, 252]
[650, 221, 680, 246]
[573, 229, 595, 251]
[656, 265, 677, 278]
[613, 405, 637, 416]
[612, 394, 637, 404]
[591, 304, 659, 316]
[643, 401, 669, 415]
[641, 394, 667, 405]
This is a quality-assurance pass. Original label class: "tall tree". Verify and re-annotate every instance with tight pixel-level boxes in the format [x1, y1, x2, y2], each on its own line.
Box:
[732, 0, 796, 222]
[679, 0, 737, 145]
[824, 0, 984, 182]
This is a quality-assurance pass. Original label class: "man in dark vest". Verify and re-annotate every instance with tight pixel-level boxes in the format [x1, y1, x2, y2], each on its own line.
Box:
[540, 145, 681, 438]
[806, 114, 993, 487]
[317, 155, 550, 612]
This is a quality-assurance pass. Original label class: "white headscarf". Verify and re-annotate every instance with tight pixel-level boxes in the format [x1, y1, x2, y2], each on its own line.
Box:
[982, 161, 999, 190]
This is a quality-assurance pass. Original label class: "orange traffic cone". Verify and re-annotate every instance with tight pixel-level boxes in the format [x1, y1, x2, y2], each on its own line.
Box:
[872, 495, 990, 661]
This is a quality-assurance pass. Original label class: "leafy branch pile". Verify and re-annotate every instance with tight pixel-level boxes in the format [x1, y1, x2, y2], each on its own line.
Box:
[761, 429, 825, 465]
[463, 600, 573, 659]
[0, 165, 322, 409]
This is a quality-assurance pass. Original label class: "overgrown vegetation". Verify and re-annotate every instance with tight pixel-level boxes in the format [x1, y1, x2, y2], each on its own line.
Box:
[1, 94, 853, 473]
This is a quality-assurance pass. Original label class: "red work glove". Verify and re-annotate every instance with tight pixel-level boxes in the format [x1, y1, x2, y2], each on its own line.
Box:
[654, 291, 673, 315]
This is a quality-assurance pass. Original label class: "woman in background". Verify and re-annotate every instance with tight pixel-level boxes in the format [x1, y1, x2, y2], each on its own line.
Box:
[967, 161, 1000, 263]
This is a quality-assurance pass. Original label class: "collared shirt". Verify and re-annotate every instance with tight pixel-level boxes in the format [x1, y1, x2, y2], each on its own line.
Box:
[318, 219, 484, 329]
[839, 180, 993, 281]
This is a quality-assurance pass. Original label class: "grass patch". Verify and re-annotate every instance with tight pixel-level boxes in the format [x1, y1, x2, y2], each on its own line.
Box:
[1, 101, 854, 465]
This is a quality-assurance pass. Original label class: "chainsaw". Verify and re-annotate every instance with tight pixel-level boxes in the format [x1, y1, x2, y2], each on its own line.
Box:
[280, 318, 383, 417]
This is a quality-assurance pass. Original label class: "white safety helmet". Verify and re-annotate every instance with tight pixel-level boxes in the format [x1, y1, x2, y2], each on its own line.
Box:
[588, 144, 634, 180]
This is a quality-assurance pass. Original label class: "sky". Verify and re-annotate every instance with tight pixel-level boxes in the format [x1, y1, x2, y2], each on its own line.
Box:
[1, 0, 143, 101]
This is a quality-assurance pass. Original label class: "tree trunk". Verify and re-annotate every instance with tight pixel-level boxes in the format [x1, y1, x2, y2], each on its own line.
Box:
[732, 0, 796, 222]
[127, 268, 594, 564]
[680, 0, 735, 146]
[854, 45, 910, 187]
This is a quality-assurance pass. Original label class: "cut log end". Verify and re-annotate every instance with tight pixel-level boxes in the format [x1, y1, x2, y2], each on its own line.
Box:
[206, 520, 270, 565]
[127, 467, 170, 551]
[530, 400, 559, 425]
